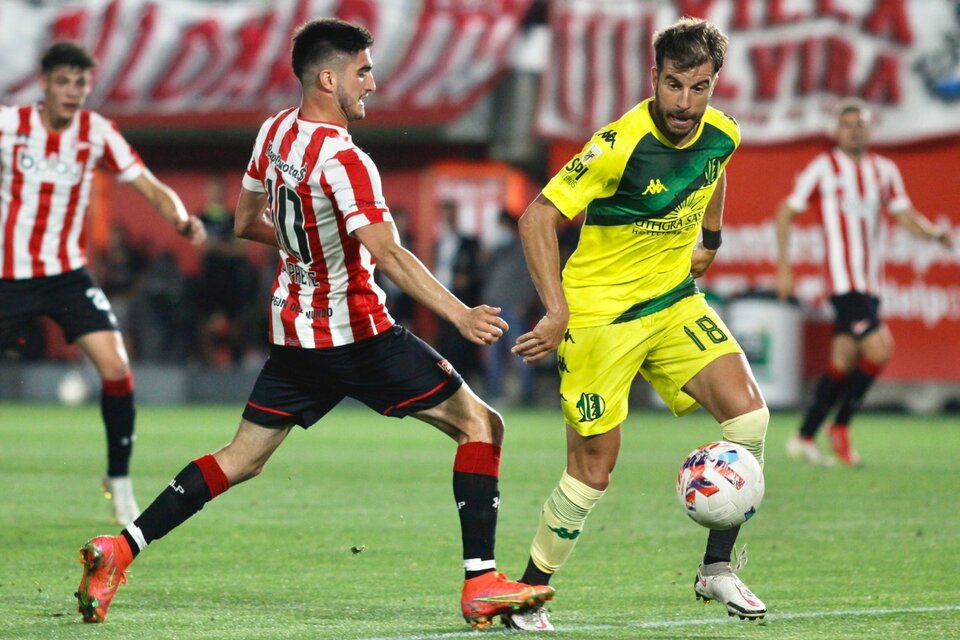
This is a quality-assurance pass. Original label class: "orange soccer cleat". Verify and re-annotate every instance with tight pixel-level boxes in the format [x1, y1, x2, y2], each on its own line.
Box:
[460, 571, 555, 629]
[828, 424, 861, 465]
[75, 535, 131, 623]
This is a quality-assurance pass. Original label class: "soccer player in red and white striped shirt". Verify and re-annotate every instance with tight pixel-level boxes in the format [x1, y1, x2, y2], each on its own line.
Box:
[775, 99, 953, 465]
[75, 18, 553, 627]
[0, 43, 206, 524]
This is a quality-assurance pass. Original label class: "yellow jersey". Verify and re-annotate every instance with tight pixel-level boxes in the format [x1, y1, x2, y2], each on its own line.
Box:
[543, 98, 740, 328]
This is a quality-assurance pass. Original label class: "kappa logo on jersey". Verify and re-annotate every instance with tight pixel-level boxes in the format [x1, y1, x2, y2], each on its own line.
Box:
[642, 178, 669, 195]
[598, 129, 617, 148]
[576, 392, 605, 422]
[16, 149, 82, 184]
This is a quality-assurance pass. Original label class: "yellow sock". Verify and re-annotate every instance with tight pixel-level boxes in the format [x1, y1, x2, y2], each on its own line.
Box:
[529, 471, 605, 574]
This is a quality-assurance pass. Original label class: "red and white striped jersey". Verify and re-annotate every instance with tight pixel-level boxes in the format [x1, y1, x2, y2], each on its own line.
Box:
[786, 147, 912, 296]
[0, 103, 144, 279]
[243, 108, 395, 348]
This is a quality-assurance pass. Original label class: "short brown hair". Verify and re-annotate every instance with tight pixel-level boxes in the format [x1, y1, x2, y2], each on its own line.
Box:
[653, 17, 728, 74]
[291, 18, 374, 82]
[41, 42, 96, 73]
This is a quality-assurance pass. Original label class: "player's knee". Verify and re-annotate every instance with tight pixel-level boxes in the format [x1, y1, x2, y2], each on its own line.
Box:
[102, 371, 134, 396]
[720, 406, 769, 467]
[476, 406, 505, 445]
[455, 402, 504, 445]
[225, 460, 266, 485]
[566, 459, 613, 491]
[865, 350, 891, 369]
[99, 361, 132, 383]
[579, 469, 612, 491]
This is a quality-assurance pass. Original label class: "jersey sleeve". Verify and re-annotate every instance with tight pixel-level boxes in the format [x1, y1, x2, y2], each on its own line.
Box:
[542, 131, 625, 220]
[785, 155, 827, 213]
[322, 145, 392, 234]
[97, 115, 144, 183]
[241, 119, 272, 193]
[875, 155, 912, 214]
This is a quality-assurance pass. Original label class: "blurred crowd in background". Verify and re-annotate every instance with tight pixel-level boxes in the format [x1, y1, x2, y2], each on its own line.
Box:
[2, 174, 578, 406]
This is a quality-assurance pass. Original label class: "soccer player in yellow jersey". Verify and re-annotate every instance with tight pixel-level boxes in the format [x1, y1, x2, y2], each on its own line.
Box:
[503, 18, 768, 630]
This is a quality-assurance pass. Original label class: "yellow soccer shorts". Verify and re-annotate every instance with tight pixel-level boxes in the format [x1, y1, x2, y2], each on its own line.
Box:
[558, 294, 743, 436]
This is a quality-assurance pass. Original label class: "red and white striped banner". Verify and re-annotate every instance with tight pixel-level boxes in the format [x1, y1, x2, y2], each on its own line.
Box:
[537, 0, 960, 145]
[0, 0, 532, 127]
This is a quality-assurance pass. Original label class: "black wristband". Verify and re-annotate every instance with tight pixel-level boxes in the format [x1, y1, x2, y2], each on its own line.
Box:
[701, 227, 722, 250]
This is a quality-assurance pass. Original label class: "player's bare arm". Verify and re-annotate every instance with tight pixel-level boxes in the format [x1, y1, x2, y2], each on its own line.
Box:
[353, 221, 508, 346]
[234, 187, 279, 247]
[129, 170, 206, 245]
[893, 207, 954, 250]
[511, 194, 569, 364]
[691, 172, 726, 278]
[774, 200, 801, 299]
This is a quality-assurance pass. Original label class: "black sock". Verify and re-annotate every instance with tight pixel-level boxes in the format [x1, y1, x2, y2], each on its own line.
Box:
[834, 362, 880, 426]
[132, 458, 226, 548]
[799, 369, 847, 439]
[520, 557, 553, 586]
[102, 389, 135, 477]
[454, 470, 500, 579]
[704, 525, 741, 565]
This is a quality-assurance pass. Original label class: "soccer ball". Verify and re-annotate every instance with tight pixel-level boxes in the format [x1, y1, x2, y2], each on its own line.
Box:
[57, 370, 90, 406]
[676, 441, 764, 530]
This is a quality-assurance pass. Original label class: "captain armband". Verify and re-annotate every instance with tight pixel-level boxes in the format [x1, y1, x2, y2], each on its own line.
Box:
[701, 227, 722, 250]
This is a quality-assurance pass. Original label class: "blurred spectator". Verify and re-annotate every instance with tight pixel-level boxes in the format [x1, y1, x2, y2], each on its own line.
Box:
[130, 251, 190, 363]
[434, 200, 482, 380]
[480, 211, 538, 405]
[193, 175, 258, 367]
[95, 227, 147, 359]
[375, 206, 417, 327]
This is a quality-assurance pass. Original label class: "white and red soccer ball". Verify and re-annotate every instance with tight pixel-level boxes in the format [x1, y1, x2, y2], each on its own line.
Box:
[676, 441, 764, 530]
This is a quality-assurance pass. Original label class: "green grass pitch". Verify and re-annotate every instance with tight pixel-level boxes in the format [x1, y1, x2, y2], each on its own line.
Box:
[0, 402, 958, 639]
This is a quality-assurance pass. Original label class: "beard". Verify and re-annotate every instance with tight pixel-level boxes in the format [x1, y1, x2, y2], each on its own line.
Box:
[337, 87, 366, 122]
[653, 92, 703, 142]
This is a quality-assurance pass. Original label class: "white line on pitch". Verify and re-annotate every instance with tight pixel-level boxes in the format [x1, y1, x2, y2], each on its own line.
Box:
[361, 604, 960, 640]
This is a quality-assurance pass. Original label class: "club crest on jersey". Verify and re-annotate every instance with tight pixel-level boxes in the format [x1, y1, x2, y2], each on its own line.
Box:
[703, 158, 722, 185]
[580, 143, 603, 166]
[437, 359, 455, 376]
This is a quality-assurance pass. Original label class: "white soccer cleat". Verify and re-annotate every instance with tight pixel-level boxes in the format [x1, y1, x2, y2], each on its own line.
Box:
[694, 551, 766, 620]
[502, 605, 554, 631]
[786, 434, 833, 466]
[102, 476, 141, 526]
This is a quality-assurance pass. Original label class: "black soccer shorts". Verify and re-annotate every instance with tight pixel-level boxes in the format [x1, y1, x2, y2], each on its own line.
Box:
[242, 325, 465, 428]
[0, 268, 119, 348]
[829, 291, 882, 339]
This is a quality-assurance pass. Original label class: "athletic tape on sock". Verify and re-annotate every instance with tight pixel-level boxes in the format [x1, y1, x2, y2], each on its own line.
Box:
[721, 407, 769, 468]
[529, 471, 605, 574]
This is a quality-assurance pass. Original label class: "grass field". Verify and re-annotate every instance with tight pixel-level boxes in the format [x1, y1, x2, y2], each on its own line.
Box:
[1, 402, 958, 639]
